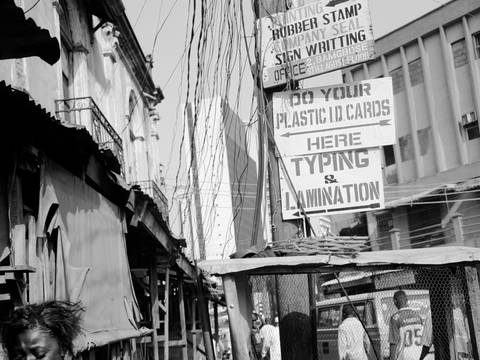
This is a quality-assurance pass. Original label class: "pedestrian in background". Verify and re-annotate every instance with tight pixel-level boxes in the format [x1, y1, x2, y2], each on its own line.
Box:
[2, 301, 83, 360]
[338, 304, 369, 360]
[389, 290, 423, 360]
[260, 316, 281, 360]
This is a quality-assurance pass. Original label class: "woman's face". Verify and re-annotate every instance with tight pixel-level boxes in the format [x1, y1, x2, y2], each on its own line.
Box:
[14, 328, 63, 360]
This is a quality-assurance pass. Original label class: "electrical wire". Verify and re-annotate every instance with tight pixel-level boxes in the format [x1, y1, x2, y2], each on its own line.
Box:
[24, 0, 40, 14]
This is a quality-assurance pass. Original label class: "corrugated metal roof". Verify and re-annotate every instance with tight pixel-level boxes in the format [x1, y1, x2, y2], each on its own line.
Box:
[198, 246, 480, 275]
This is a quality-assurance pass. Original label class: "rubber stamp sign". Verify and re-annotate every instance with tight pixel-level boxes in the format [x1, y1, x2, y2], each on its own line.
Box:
[258, 0, 375, 87]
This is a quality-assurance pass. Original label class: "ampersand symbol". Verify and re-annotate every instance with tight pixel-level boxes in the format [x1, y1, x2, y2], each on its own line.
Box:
[324, 175, 338, 184]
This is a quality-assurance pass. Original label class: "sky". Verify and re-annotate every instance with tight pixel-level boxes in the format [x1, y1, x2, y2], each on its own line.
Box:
[123, 0, 450, 212]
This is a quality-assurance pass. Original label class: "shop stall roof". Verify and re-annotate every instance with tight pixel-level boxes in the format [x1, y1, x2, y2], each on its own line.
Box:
[198, 246, 480, 276]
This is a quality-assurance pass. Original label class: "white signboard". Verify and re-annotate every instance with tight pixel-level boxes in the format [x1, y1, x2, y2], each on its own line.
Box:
[273, 78, 395, 156]
[258, 0, 375, 88]
[280, 148, 384, 219]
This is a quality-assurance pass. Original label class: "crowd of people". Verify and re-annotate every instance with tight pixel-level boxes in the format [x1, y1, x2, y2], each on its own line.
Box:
[250, 312, 281, 360]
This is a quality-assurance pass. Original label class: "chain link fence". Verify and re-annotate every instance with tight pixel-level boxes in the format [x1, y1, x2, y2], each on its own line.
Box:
[249, 265, 479, 360]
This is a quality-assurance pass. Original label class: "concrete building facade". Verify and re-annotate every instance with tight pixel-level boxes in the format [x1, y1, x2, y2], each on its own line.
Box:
[0, 0, 167, 214]
[343, 0, 480, 250]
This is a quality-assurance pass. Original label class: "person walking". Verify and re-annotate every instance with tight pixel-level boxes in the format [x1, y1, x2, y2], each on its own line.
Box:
[338, 304, 369, 360]
[389, 290, 423, 360]
[260, 317, 281, 360]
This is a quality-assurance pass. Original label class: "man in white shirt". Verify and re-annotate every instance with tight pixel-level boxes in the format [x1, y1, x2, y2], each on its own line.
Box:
[338, 304, 369, 360]
[260, 317, 281, 360]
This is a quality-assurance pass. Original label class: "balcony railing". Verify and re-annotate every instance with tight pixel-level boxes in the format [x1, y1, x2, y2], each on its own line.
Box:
[55, 97, 123, 170]
[131, 180, 169, 221]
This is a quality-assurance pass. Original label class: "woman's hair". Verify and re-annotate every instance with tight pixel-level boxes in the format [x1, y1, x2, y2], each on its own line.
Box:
[2, 301, 84, 358]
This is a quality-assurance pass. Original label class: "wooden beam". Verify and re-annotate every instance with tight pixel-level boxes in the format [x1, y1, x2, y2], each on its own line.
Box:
[0, 265, 35, 272]
[178, 273, 188, 360]
[164, 268, 170, 360]
[176, 253, 197, 280]
[150, 259, 160, 360]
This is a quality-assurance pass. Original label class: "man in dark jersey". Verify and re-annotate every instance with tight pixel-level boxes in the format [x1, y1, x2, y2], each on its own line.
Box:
[389, 290, 424, 360]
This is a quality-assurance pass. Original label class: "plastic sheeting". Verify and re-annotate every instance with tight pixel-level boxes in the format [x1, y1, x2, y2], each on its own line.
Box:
[37, 160, 145, 351]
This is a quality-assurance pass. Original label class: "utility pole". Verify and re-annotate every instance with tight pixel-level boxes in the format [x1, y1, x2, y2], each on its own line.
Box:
[252, 1, 314, 360]
[186, 102, 206, 260]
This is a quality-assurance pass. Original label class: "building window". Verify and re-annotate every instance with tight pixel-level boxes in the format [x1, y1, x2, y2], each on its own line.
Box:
[452, 39, 468, 68]
[390, 67, 405, 93]
[417, 127, 431, 155]
[407, 204, 444, 248]
[473, 32, 480, 59]
[383, 145, 395, 166]
[461, 112, 480, 140]
[399, 134, 414, 161]
[408, 58, 424, 86]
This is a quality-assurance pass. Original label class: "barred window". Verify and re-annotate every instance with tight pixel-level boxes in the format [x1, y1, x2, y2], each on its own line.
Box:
[461, 112, 480, 140]
[408, 58, 424, 86]
[473, 32, 480, 59]
[390, 67, 405, 93]
[451, 39, 468, 68]
[383, 145, 395, 166]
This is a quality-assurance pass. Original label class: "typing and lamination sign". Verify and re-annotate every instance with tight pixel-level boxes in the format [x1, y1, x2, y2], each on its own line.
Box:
[258, 0, 374, 88]
[280, 148, 384, 219]
[273, 78, 395, 156]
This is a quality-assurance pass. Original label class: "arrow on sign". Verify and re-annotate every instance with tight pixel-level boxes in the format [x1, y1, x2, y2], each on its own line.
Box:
[292, 203, 381, 216]
[280, 119, 391, 138]
[325, 0, 350, 7]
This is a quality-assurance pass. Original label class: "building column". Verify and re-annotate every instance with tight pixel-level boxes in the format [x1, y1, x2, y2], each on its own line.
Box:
[389, 228, 401, 250]
[462, 17, 480, 128]
[400, 46, 423, 178]
[362, 63, 370, 79]
[381, 55, 404, 183]
[417, 36, 447, 172]
[439, 25, 468, 165]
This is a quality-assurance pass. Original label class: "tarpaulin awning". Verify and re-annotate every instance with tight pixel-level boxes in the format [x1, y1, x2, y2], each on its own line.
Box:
[37, 160, 145, 351]
[0, 0, 59, 64]
[198, 246, 480, 276]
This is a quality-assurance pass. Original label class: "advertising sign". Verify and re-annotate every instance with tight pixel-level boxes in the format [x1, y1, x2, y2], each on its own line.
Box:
[279, 148, 384, 219]
[273, 78, 395, 156]
[258, 0, 375, 88]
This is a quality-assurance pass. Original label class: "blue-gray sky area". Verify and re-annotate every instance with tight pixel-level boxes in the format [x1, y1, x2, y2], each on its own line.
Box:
[123, 0, 450, 201]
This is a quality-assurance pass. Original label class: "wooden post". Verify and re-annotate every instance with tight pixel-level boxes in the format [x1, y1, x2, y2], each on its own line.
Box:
[452, 214, 465, 245]
[223, 274, 252, 360]
[308, 274, 318, 360]
[196, 267, 215, 360]
[164, 268, 170, 360]
[178, 273, 188, 360]
[192, 297, 197, 360]
[150, 260, 159, 360]
[464, 265, 480, 359]
[253, 1, 312, 359]
[214, 302, 219, 343]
